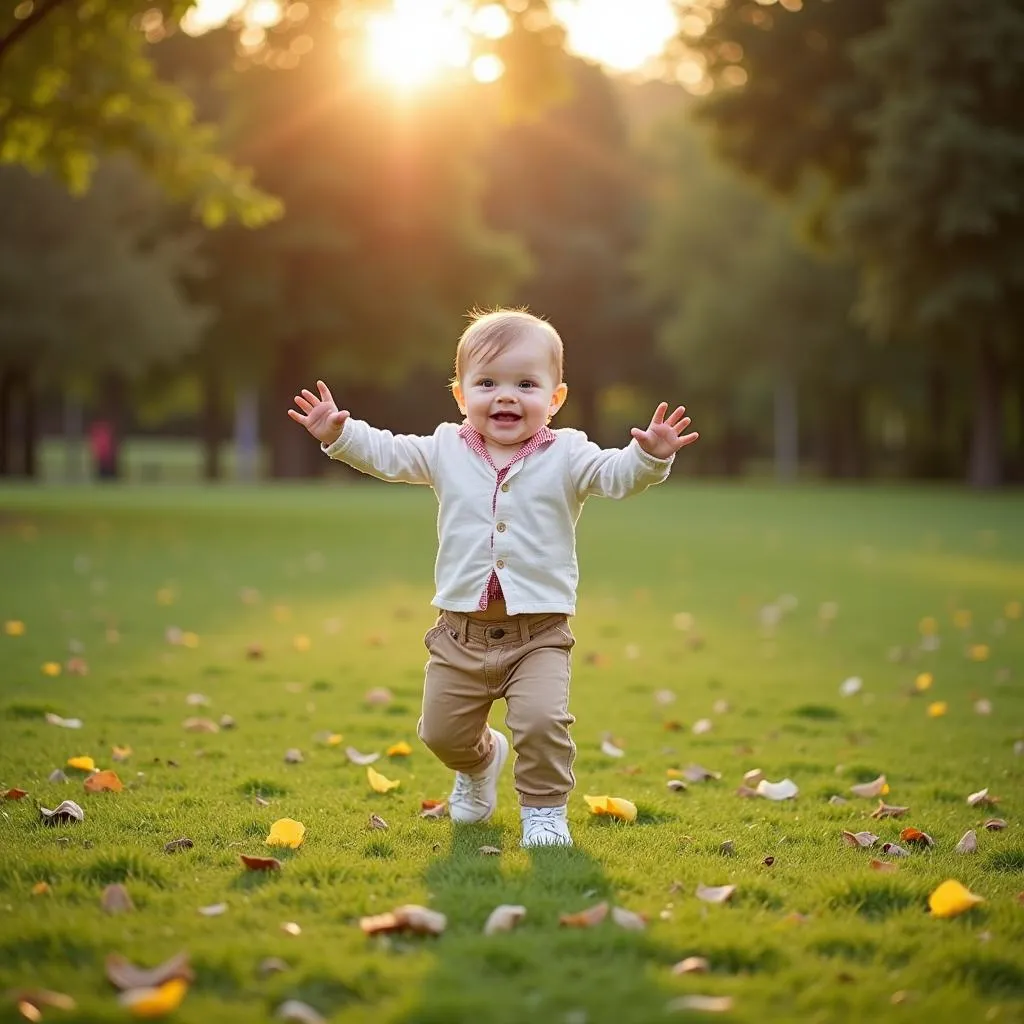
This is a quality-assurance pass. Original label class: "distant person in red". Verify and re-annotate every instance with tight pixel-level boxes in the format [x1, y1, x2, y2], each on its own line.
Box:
[89, 419, 116, 480]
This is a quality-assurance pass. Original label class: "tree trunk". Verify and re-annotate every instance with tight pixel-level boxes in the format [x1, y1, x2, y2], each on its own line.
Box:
[0, 366, 35, 478]
[967, 339, 1002, 489]
[773, 371, 798, 483]
[267, 335, 319, 479]
[234, 385, 260, 482]
[21, 371, 37, 478]
[0, 366, 11, 477]
[63, 393, 85, 482]
[201, 351, 222, 482]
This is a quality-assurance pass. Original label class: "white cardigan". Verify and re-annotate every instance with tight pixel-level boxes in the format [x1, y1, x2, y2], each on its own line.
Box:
[323, 419, 674, 615]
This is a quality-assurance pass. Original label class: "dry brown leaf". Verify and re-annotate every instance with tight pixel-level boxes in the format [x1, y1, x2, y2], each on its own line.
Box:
[870, 800, 909, 820]
[240, 854, 282, 871]
[600, 738, 625, 758]
[39, 800, 84, 825]
[257, 958, 290, 977]
[219, 714, 236, 730]
[183, 717, 219, 733]
[869, 859, 898, 873]
[163, 837, 194, 854]
[284, 748, 304, 764]
[84, 770, 123, 794]
[559, 901, 609, 928]
[828, 795, 849, 806]
[360, 904, 446, 936]
[105, 951, 193, 991]
[276, 1000, 325, 1023]
[955, 830, 978, 854]
[185, 693, 210, 707]
[12, 990, 77, 1019]
[682, 764, 721, 783]
[111, 746, 132, 762]
[742, 768, 764, 787]
[735, 785, 760, 799]
[611, 906, 646, 931]
[364, 687, 394, 706]
[478, 845, 501, 856]
[841, 830, 878, 848]
[880, 842, 910, 857]
[281, 922, 301, 936]
[696, 883, 736, 904]
[967, 788, 997, 807]
[672, 957, 710, 975]
[2, 787, 28, 800]
[419, 801, 448, 818]
[666, 995, 734, 1013]
[849, 774, 888, 798]
[667, 779, 688, 792]
[899, 827, 934, 847]
[483, 904, 527, 936]
[101, 883, 135, 914]
[368, 814, 389, 831]
[983, 818, 1007, 831]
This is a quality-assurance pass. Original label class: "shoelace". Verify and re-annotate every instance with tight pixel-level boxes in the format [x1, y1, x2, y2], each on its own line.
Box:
[452, 772, 487, 803]
[525, 808, 567, 836]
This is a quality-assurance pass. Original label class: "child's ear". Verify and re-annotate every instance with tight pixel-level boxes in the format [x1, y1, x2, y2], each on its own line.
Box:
[452, 382, 467, 416]
[548, 383, 568, 419]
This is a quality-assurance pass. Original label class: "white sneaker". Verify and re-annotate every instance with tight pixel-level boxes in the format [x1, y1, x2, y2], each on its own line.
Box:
[521, 804, 573, 847]
[448, 728, 509, 824]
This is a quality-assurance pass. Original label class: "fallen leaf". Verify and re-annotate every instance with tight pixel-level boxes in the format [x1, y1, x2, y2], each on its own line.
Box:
[281, 922, 301, 936]
[45, 713, 83, 729]
[967, 788, 997, 808]
[667, 780, 687, 792]
[974, 699, 993, 715]
[65, 756, 96, 773]
[105, 952, 194, 991]
[41, 662, 61, 677]
[292, 635, 311, 652]
[31, 881, 50, 895]
[266, 818, 305, 849]
[899, 827, 935, 847]
[682, 764, 721, 783]
[111, 746, 132, 762]
[360, 904, 446, 935]
[839, 677, 862, 697]
[102, 883, 135, 914]
[869, 859, 898, 873]
[611, 906, 646, 931]
[185, 693, 209, 707]
[47, 769, 68, 784]
[927, 701, 948, 718]
[955, 830, 978, 854]
[39, 800, 84, 825]
[84, 770, 123, 793]
[756, 778, 798, 801]
[10, 991, 75, 1019]
[696, 883, 736, 904]
[928, 879, 985, 918]
[4, 619, 26, 636]
[666, 995, 734, 1013]
[880, 842, 910, 857]
[2, 787, 28, 800]
[692, 718, 713, 735]
[828, 795, 849, 806]
[346, 747, 380, 766]
[983, 818, 1007, 831]
[198, 903, 227, 916]
[742, 768, 764, 787]
[276, 1000, 325, 1024]
[600, 738, 625, 758]
[258, 958, 289, 977]
[672, 957, 710, 975]
[284, 748, 303, 764]
[559, 901, 609, 928]
[483, 904, 527, 935]
[583, 794, 637, 822]
[364, 686, 393, 705]
[163, 837, 194, 854]
[118, 977, 189, 1017]
[219, 714, 236, 729]
[763, 856, 775, 867]
[870, 800, 909, 820]
[183, 718, 219, 733]
[367, 766, 400, 793]
[842, 831, 879, 848]
[419, 801, 448, 818]
[914, 672, 933, 692]
[478, 845, 502, 855]
[719, 840, 735, 856]
[386, 741, 412, 757]
[849, 775, 888, 798]
[240, 855, 281, 871]
[368, 813, 389, 830]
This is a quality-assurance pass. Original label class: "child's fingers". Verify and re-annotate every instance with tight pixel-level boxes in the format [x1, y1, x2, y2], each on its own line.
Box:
[317, 380, 334, 404]
[650, 401, 669, 426]
[301, 389, 319, 405]
[665, 406, 687, 427]
[294, 395, 314, 414]
[677, 431, 699, 447]
[286, 409, 305, 423]
[330, 410, 350, 425]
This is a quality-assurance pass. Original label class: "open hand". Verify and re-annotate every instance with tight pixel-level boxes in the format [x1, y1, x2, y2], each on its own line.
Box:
[630, 402, 699, 460]
[287, 380, 350, 446]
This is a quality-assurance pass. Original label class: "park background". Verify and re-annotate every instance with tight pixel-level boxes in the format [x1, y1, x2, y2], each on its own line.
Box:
[2, 3, 1024, 1024]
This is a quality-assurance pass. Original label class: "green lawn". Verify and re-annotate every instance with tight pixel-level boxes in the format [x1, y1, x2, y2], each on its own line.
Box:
[0, 481, 1022, 1024]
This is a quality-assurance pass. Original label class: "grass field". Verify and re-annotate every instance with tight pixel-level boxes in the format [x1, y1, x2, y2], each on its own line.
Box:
[1, 481, 1022, 1024]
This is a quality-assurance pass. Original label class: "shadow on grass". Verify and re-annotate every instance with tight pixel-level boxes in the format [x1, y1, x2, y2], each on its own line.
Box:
[399, 822, 679, 1024]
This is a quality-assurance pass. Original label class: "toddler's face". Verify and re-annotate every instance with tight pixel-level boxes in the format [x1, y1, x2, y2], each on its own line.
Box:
[454, 333, 567, 450]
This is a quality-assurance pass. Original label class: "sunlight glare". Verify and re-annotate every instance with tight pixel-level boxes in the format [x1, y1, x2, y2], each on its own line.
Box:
[366, 0, 472, 89]
[553, 0, 677, 72]
[472, 54, 505, 83]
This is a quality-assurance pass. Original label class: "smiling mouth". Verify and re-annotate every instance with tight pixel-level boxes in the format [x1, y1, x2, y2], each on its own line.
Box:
[491, 413, 521, 422]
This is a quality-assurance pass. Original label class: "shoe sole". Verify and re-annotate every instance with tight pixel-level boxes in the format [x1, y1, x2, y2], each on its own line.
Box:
[450, 728, 509, 824]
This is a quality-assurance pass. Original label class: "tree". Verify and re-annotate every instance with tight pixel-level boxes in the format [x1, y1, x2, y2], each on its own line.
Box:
[838, 0, 1024, 487]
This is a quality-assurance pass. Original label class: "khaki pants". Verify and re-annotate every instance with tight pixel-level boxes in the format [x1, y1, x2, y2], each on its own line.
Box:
[417, 610, 576, 808]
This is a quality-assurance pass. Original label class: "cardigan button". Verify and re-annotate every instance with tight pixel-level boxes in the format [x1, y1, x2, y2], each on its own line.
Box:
[496, 559, 505, 569]
[496, 522, 507, 532]
[501, 483, 510, 492]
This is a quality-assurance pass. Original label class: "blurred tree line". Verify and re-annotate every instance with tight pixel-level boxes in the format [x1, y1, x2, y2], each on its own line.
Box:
[0, 0, 1021, 486]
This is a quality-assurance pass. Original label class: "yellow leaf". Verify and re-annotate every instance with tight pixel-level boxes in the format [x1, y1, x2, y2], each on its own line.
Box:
[66, 756, 96, 772]
[326, 734, 343, 746]
[292, 634, 311, 651]
[119, 977, 189, 1017]
[41, 662, 61, 676]
[386, 741, 412, 757]
[4, 620, 25, 636]
[952, 609, 972, 629]
[84, 770, 123, 793]
[31, 881, 50, 895]
[1006, 600, 1021, 620]
[367, 766, 400, 793]
[918, 616, 938, 636]
[155, 587, 175, 606]
[928, 879, 984, 919]
[927, 701, 948, 718]
[968, 644, 989, 662]
[914, 672, 933, 692]
[181, 632, 199, 649]
[112, 745, 133, 762]
[266, 818, 306, 848]
[583, 794, 637, 822]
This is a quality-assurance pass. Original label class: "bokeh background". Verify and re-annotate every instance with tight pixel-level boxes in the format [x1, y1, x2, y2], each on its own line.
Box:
[1, 0, 1021, 488]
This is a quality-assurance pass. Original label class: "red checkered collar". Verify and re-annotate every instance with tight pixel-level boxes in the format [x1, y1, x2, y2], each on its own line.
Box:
[458, 421, 556, 470]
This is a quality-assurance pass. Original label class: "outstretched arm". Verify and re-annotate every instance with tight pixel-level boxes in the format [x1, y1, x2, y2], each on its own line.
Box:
[630, 402, 699, 460]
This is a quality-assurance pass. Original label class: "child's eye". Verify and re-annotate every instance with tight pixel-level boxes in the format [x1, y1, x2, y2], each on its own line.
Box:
[519, 381, 536, 389]
[478, 379, 494, 388]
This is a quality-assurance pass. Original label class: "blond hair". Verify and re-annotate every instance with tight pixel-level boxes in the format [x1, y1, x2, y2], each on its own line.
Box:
[453, 308, 564, 387]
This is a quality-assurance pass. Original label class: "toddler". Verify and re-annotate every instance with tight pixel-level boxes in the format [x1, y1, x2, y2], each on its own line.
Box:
[288, 309, 698, 846]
